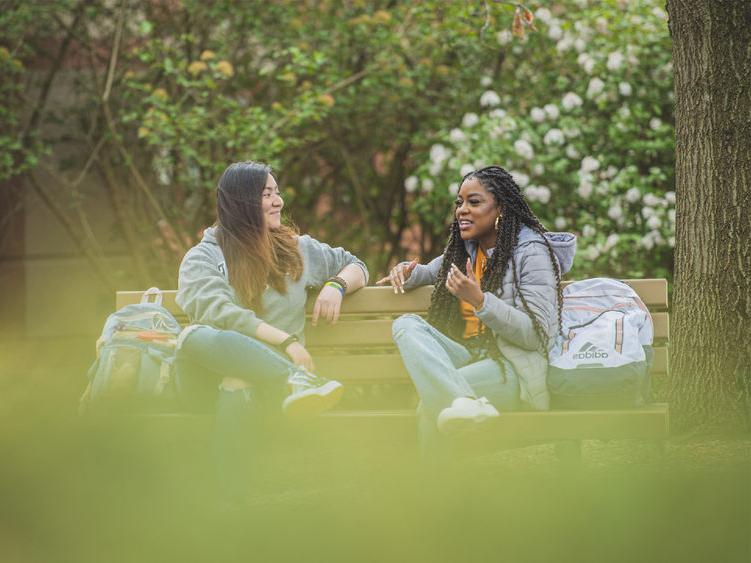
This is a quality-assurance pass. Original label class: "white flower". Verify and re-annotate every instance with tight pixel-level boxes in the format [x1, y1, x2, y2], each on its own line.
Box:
[586, 246, 600, 260]
[561, 92, 583, 110]
[605, 165, 618, 178]
[607, 205, 623, 220]
[556, 33, 575, 52]
[642, 206, 656, 219]
[582, 224, 595, 238]
[665, 191, 676, 204]
[563, 126, 580, 138]
[578, 176, 594, 199]
[497, 30, 513, 45]
[604, 233, 619, 250]
[421, 178, 434, 193]
[647, 215, 661, 230]
[524, 185, 539, 201]
[536, 185, 551, 204]
[480, 76, 493, 87]
[554, 217, 567, 230]
[577, 53, 596, 74]
[473, 159, 487, 169]
[595, 17, 609, 34]
[532, 164, 545, 176]
[607, 51, 624, 71]
[580, 156, 600, 173]
[574, 38, 586, 52]
[668, 236, 675, 248]
[530, 107, 546, 122]
[643, 193, 661, 207]
[565, 145, 580, 159]
[548, 25, 563, 40]
[510, 171, 530, 188]
[429, 161, 443, 176]
[618, 105, 631, 119]
[404, 176, 418, 193]
[618, 82, 632, 96]
[586, 77, 605, 98]
[480, 90, 501, 107]
[652, 7, 667, 20]
[449, 128, 466, 143]
[641, 235, 655, 250]
[668, 209, 676, 223]
[462, 112, 479, 128]
[649, 117, 662, 130]
[535, 8, 552, 24]
[460, 164, 474, 177]
[430, 143, 449, 163]
[489, 108, 507, 120]
[514, 139, 535, 160]
[543, 104, 560, 120]
[448, 182, 460, 195]
[544, 128, 565, 145]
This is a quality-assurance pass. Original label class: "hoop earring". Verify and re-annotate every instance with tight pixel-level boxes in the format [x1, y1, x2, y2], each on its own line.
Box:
[494, 214, 502, 230]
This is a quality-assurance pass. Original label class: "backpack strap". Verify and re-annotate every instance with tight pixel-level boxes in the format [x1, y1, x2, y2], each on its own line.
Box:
[140, 287, 163, 306]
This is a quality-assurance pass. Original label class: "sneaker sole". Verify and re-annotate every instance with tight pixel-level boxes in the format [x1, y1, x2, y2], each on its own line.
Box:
[281, 381, 344, 417]
[437, 412, 498, 436]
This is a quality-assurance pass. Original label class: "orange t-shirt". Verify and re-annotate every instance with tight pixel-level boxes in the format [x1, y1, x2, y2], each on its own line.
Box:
[460, 246, 487, 339]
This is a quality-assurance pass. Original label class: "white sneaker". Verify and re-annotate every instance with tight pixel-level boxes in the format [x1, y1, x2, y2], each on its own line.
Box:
[436, 397, 500, 435]
[281, 369, 344, 417]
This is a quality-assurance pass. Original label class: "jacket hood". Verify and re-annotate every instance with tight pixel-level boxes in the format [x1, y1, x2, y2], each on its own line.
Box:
[464, 225, 577, 275]
[200, 226, 219, 245]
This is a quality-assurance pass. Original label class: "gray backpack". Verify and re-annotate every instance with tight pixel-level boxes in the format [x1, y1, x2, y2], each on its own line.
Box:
[80, 288, 182, 414]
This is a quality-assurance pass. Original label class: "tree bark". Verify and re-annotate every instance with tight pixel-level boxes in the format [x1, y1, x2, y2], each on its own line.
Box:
[667, 0, 751, 431]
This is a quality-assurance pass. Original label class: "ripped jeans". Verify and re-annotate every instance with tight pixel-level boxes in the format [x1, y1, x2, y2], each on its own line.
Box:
[391, 314, 520, 454]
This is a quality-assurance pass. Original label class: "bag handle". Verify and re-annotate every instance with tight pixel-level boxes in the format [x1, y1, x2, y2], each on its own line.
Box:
[140, 287, 163, 306]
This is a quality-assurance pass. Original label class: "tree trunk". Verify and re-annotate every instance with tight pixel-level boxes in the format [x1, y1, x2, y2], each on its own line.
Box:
[667, 0, 751, 432]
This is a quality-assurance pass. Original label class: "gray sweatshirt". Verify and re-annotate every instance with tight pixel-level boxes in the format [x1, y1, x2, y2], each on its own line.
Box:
[176, 227, 368, 344]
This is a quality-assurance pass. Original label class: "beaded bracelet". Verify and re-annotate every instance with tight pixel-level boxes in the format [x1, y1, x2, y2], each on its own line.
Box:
[327, 276, 349, 292]
[324, 280, 345, 296]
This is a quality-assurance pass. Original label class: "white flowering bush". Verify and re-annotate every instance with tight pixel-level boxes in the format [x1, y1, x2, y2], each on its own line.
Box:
[409, 0, 675, 279]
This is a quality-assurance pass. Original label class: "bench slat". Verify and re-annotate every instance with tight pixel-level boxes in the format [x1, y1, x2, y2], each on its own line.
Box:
[313, 347, 668, 384]
[305, 312, 669, 347]
[115, 278, 668, 315]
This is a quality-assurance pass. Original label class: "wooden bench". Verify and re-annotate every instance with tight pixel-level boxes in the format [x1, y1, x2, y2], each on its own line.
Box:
[117, 280, 670, 458]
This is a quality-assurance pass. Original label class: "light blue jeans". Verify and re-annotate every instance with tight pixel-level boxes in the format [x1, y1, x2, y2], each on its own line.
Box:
[392, 314, 520, 454]
[175, 326, 299, 500]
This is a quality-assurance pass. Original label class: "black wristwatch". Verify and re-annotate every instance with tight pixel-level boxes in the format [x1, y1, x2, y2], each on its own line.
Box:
[278, 334, 300, 351]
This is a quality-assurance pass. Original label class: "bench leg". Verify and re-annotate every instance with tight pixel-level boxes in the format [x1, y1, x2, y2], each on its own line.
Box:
[555, 440, 582, 468]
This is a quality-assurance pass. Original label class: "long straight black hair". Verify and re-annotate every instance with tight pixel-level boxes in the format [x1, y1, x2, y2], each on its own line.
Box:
[215, 161, 302, 307]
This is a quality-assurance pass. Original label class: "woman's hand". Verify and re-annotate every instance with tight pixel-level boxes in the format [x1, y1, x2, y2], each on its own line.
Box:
[445, 258, 485, 309]
[376, 259, 418, 294]
[312, 285, 344, 326]
[285, 341, 315, 372]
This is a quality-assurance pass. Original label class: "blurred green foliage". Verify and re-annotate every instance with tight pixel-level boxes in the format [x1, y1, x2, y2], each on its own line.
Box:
[0, 0, 674, 284]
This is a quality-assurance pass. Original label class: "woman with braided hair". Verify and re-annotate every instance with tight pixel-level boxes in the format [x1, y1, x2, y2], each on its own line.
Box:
[378, 166, 576, 445]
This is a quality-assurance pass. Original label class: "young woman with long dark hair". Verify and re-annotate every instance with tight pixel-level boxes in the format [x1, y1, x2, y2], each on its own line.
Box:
[379, 166, 575, 449]
[175, 161, 367, 495]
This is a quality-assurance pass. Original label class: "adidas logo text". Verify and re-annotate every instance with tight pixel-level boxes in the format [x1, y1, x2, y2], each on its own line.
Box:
[573, 341, 609, 360]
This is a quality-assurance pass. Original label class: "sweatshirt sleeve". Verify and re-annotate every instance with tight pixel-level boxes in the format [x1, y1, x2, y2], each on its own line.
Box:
[301, 235, 369, 287]
[402, 255, 444, 290]
[475, 242, 558, 351]
[175, 245, 263, 337]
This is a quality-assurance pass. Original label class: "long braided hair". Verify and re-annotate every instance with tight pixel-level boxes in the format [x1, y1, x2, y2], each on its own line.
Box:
[426, 166, 563, 356]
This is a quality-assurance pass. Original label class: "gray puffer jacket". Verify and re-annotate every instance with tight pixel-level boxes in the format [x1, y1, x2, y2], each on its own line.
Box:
[403, 226, 576, 410]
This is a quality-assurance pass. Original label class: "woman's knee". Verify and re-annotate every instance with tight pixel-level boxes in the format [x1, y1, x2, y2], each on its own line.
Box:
[392, 313, 427, 339]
